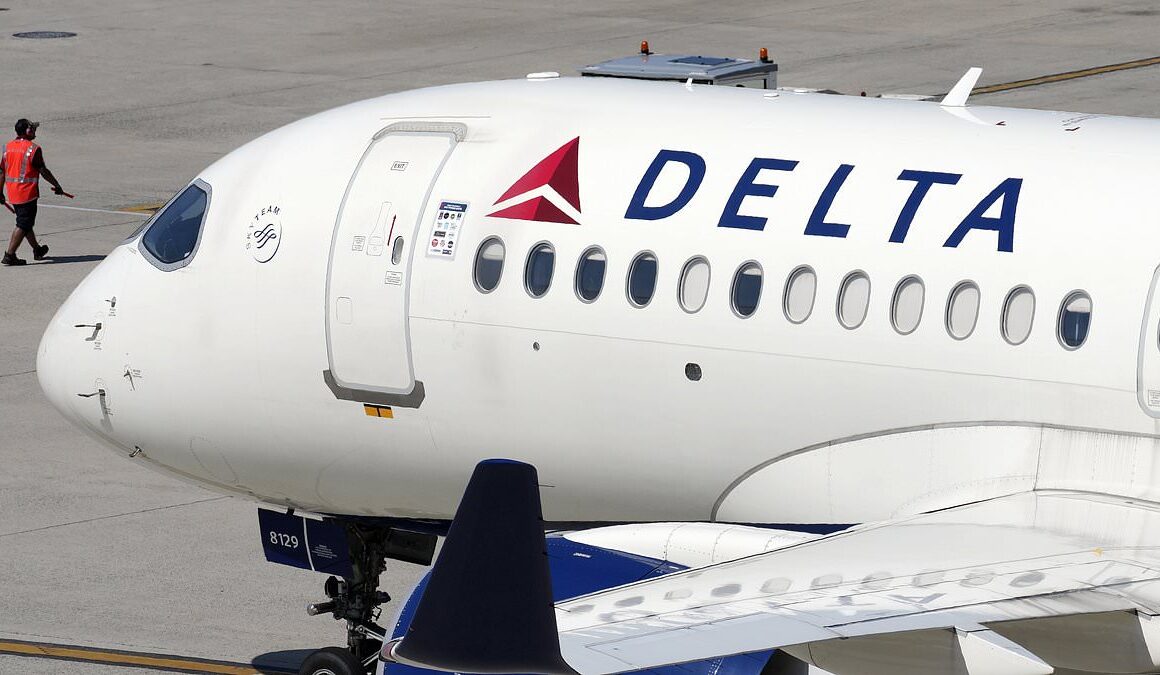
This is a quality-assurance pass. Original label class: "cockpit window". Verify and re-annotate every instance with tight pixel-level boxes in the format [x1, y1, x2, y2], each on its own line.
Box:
[140, 180, 210, 270]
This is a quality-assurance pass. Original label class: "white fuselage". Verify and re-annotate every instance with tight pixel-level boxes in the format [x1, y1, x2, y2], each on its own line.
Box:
[36, 77, 1160, 524]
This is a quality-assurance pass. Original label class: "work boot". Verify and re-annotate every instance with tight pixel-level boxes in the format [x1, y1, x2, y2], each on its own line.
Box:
[33, 244, 49, 260]
[2, 252, 27, 266]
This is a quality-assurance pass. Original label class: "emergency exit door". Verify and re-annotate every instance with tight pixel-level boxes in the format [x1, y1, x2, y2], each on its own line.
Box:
[1138, 264, 1160, 416]
[325, 122, 464, 400]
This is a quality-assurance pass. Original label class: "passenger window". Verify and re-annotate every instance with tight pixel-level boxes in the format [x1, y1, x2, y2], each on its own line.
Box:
[837, 271, 870, 329]
[891, 276, 925, 335]
[946, 281, 980, 339]
[390, 236, 405, 265]
[473, 238, 505, 292]
[1002, 286, 1035, 345]
[141, 182, 209, 269]
[1058, 292, 1092, 349]
[575, 247, 606, 302]
[627, 252, 658, 307]
[731, 262, 763, 318]
[525, 243, 555, 298]
[679, 257, 711, 313]
[783, 266, 816, 324]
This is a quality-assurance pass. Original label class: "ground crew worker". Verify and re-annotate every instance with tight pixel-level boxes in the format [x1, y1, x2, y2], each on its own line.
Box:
[2, 119, 66, 266]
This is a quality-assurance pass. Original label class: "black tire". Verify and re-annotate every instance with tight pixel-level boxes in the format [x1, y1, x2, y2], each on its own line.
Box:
[299, 646, 366, 675]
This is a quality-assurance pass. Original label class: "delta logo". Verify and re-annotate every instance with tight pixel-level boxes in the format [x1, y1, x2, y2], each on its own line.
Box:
[488, 137, 581, 225]
[488, 136, 1024, 252]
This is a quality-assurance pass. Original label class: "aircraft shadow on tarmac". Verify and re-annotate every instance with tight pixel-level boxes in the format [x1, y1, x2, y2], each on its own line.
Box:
[253, 648, 319, 674]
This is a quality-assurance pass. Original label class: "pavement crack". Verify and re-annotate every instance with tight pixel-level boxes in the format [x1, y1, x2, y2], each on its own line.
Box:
[0, 369, 36, 380]
[0, 496, 230, 538]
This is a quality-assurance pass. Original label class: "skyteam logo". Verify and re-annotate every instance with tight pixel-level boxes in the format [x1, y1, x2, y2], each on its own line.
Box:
[246, 204, 282, 263]
[487, 137, 581, 225]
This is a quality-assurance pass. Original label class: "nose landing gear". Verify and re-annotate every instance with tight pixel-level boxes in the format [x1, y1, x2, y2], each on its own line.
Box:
[301, 572, 389, 675]
[297, 523, 433, 675]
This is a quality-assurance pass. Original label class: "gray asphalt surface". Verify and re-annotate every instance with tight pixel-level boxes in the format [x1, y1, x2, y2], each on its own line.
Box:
[1, 1, 1159, 673]
[0, 658, 172, 674]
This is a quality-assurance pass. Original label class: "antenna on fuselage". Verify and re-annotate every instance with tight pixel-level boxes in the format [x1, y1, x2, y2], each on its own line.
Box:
[941, 67, 983, 107]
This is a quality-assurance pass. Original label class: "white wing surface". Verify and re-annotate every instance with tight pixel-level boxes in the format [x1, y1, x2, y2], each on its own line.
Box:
[556, 492, 1160, 674]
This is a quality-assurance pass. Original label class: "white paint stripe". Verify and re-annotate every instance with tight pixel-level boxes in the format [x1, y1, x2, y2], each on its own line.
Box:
[302, 518, 315, 571]
[38, 204, 150, 218]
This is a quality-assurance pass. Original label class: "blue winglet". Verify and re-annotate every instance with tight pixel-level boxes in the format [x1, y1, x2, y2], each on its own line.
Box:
[385, 460, 575, 674]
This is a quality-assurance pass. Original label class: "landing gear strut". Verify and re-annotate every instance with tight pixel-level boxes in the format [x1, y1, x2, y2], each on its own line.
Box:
[299, 523, 393, 675]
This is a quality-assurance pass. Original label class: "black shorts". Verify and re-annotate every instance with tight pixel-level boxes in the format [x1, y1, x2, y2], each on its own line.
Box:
[13, 200, 37, 232]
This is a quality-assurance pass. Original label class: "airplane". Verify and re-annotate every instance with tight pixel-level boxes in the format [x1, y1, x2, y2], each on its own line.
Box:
[33, 50, 1160, 675]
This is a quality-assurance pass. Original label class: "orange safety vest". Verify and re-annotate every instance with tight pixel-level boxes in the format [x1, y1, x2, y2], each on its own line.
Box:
[3, 138, 41, 204]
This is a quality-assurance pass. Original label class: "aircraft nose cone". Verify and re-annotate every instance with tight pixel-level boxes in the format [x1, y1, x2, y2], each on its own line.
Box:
[37, 250, 127, 440]
[37, 285, 91, 428]
[37, 308, 67, 416]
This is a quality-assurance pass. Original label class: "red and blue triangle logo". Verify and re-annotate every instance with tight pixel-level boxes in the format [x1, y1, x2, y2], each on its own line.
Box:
[488, 137, 580, 224]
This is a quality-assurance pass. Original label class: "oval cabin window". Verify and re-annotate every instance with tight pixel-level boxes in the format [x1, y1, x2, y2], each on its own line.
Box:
[679, 257, 711, 313]
[575, 247, 606, 302]
[837, 271, 870, 329]
[627, 252, 658, 307]
[1002, 286, 1035, 345]
[473, 238, 505, 292]
[946, 281, 980, 339]
[525, 243, 555, 298]
[783, 266, 816, 324]
[1058, 291, 1091, 349]
[891, 276, 925, 335]
[731, 262, 763, 318]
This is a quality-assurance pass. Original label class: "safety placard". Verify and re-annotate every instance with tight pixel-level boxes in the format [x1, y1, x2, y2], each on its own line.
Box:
[426, 200, 468, 259]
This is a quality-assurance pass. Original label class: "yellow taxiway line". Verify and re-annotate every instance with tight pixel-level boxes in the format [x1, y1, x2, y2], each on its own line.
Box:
[0, 638, 287, 674]
[973, 55, 1160, 95]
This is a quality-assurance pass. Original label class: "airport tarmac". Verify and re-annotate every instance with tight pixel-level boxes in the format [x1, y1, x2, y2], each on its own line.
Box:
[1, 1, 1159, 672]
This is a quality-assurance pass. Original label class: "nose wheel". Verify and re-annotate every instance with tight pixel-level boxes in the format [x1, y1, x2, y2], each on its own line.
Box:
[299, 646, 367, 675]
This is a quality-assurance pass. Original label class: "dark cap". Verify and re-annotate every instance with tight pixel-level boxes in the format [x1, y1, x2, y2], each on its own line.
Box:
[15, 119, 39, 135]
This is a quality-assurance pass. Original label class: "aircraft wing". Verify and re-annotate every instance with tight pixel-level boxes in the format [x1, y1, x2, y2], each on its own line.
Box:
[556, 491, 1160, 674]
